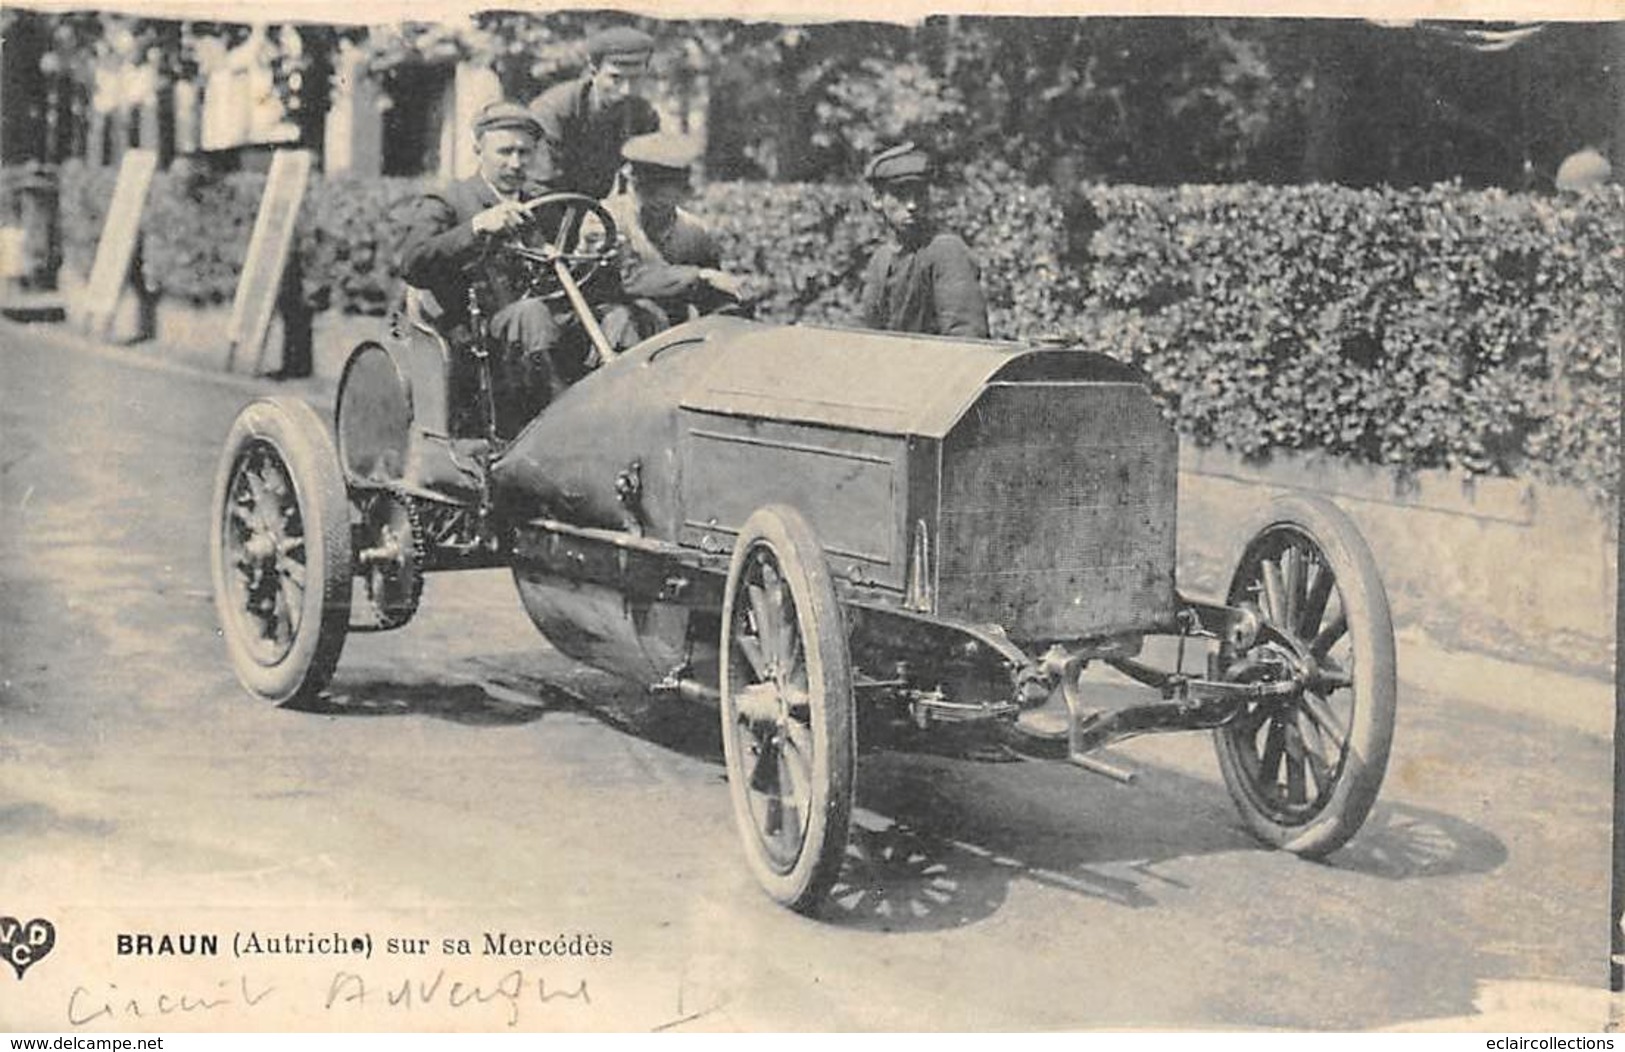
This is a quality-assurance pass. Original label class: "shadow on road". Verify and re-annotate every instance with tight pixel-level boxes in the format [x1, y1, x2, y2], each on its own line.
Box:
[809, 747, 1509, 933]
[814, 752, 1225, 931]
[554, 676, 727, 764]
[289, 676, 555, 726]
[821, 814, 1016, 930]
[0, 800, 118, 838]
[289, 660, 731, 756]
[1324, 801, 1509, 880]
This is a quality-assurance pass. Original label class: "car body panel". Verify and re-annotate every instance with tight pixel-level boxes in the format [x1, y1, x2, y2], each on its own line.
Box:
[679, 323, 1016, 437]
[492, 315, 1178, 646]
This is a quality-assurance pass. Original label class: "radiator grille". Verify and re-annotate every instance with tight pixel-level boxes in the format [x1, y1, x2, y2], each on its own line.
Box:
[935, 383, 1178, 641]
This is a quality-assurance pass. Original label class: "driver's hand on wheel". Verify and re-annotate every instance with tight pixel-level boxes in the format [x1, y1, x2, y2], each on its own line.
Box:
[471, 200, 532, 238]
[700, 268, 748, 300]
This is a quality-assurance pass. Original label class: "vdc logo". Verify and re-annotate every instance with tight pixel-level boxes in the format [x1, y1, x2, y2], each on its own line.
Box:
[1, 916, 56, 980]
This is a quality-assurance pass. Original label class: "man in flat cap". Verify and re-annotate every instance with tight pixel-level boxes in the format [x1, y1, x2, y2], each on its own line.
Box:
[859, 143, 989, 340]
[597, 131, 751, 351]
[397, 100, 568, 438]
[528, 26, 661, 200]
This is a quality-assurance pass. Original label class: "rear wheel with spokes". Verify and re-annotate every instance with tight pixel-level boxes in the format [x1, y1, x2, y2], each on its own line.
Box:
[719, 505, 855, 914]
[1214, 495, 1396, 858]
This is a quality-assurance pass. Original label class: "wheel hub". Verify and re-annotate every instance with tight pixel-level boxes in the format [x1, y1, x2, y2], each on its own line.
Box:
[223, 444, 308, 663]
[351, 490, 423, 631]
[733, 681, 784, 726]
[242, 531, 278, 565]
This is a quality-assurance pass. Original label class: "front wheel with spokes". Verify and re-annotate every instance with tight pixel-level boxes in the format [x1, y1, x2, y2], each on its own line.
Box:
[1213, 495, 1396, 859]
[211, 397, 353, 703]
[719, 505, 855, 914]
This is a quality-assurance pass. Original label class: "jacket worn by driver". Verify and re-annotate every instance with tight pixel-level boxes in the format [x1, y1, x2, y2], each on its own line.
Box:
[397, 173, 557, 328]
[396, 174, 567, 438]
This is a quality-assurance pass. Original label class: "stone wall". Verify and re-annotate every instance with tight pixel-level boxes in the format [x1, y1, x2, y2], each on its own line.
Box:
[1174, 445, 1616, 678]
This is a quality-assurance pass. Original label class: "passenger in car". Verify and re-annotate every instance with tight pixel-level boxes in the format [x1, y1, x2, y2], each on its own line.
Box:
[528, 27, 662, 201]
[597, 132, 752, 354]
[397, 100, 569, 438]
[859, 143, 990, 340]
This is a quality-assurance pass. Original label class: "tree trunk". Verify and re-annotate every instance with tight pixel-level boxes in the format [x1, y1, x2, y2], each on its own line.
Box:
[771, 42, 817, 182]
[2, 11, 50, 165]
[1302, 27, 1349, 184]
[296, 28, 333, 170]
[1611, 22, 1625, 180]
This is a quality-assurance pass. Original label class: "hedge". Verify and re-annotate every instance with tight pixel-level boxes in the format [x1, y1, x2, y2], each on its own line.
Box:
[47, 159, 1623, 497]
[1077, 183, 1623, 497]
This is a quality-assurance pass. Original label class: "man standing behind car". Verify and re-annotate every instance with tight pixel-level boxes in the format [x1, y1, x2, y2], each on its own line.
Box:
[397, 101, 567, 438]
[597, 132, 751, 352]
[529, 27, 662, 200]
[859, 143, 989, 339]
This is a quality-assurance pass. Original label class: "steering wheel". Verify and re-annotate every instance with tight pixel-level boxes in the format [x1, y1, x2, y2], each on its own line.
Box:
[499, 192, 620, 303]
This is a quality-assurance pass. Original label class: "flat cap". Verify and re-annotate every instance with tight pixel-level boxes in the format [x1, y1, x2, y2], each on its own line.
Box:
[623, 132, 701, 176]
[864, 142, 932, 185]
[587, 26, 655, 63]
[473, 100, 542, 138]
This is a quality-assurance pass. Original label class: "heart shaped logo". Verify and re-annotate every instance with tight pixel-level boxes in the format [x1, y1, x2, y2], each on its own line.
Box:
[0, 917, 56, 980]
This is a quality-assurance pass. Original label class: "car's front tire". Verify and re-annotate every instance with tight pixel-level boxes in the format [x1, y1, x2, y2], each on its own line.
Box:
[211, 397, 353, 703]
[1213, 495, 1397, 858]
[719, 505, 855, 914]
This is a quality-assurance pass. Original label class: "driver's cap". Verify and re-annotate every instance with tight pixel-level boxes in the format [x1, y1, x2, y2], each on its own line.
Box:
[473, 100, 542, 140]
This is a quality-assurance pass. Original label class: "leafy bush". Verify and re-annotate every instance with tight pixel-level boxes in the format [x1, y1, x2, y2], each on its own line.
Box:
[295, 174, 426, 315]
[699, 159, 1079, 340]
[57, 160, 120, 277]
[139, 166, 263, 305]
[700, 179, 877, 326]
[1076, 182, 1624, 496]
[49, 160, 1621, 496]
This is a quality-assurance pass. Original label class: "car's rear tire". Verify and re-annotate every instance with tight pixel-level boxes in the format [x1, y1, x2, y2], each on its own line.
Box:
[1213, 495, 1396, 859]
[719, 505, 855, 914]
[211, 397, 353, 703]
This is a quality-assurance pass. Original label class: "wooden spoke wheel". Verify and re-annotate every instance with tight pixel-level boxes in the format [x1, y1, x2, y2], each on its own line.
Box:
[211, 398, 353, 703]
[1214, 495, 1397, 858]
[720, 505, 855, 914]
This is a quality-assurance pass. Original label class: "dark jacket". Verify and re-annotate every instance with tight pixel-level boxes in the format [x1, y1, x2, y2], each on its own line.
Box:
[604, 196, 730, 316]
[860, 230, 990, 339]
[528, 77, 660, 200]
[397, 174, 552, 326]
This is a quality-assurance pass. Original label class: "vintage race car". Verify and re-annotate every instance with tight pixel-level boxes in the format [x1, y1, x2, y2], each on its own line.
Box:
[211, 194, 1397, 914]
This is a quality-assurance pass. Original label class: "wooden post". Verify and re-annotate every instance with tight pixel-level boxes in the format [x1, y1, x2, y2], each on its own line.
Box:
[226, 149, 313, 375]
[79, 148, 158, 340]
